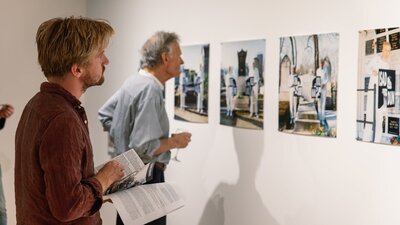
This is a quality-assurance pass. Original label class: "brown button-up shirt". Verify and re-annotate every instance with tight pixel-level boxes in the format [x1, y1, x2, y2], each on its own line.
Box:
[15, 82, 103, 225]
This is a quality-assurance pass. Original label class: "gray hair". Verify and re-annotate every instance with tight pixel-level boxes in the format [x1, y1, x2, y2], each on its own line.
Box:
[140, 31, 180, 68]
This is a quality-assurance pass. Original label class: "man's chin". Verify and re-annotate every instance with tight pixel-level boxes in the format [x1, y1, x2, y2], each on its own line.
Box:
[86, 77, 104, 89]
[97, 76, 105, 86]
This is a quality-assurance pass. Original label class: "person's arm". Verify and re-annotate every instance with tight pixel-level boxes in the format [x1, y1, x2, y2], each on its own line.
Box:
[129, 90, 191, 158]
[297, 76, 302, 85]
[40, 113, 122, 222]
[0, 118, 5, 130]
[255, 68, 260, 84]
[154, 132, 191, 156]
[129, 92, 167, 158]
[366, 56, 379, 76]
[98, 90, 120, 132]
[93, 160, 124, 193]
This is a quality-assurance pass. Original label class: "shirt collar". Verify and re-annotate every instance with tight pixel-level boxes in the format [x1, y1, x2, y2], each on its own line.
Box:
[40, 82, 82, 107]
[40, 82, 88, 126]
[139, 69, 164, 90]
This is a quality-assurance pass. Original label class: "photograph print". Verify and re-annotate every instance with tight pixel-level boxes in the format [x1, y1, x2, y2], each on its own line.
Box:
[278, 32, 339, 137]
[357, 27, 400, 145]
[220, 39, 265, 130]
[174, 44, 209, 123]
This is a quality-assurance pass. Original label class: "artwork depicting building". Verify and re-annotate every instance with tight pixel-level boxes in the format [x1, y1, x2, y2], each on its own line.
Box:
[220, 39, 265, 130]
[278, 33, 339, 137]
[174, 44, 209, 123]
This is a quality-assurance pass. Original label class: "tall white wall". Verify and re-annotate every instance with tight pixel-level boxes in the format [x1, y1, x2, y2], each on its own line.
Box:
[3, 0, 400, 225]
[86, 1, 400, 225]
[0, 1, 86, 224]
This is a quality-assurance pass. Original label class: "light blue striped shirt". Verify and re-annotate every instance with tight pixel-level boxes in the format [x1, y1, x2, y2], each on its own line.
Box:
[98, 70, 170, 164]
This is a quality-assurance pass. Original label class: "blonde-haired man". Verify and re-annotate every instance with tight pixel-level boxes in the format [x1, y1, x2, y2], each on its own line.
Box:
[15, 17, 124, 225]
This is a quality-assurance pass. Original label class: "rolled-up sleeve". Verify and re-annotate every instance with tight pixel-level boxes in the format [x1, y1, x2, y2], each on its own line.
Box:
[98, 90, 120, 132]
[129, 94, 163, 158]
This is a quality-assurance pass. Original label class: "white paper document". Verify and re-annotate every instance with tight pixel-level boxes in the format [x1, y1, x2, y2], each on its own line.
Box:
[96, 149, 154, 195]
[109, 182, 184, 224]
[96, 149, 185, 224]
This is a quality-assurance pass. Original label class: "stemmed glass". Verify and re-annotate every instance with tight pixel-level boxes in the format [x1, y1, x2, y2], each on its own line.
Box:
[171, 128, 184, 162]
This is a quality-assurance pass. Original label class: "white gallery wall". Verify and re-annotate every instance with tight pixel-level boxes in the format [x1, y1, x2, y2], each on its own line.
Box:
[2, 0, 400, 225]
[86, 0, 400, 225]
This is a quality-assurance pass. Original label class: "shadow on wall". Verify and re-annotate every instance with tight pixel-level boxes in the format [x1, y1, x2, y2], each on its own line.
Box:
[198, 129, 280, 225]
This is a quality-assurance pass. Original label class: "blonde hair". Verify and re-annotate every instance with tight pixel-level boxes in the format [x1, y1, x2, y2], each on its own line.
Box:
[382, 41, 391, 50]
[36, 16, 114, 78]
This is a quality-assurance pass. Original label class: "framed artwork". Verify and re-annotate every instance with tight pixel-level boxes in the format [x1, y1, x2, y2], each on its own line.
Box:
[357, 27, 400, 145]
[220, 39, 265, 130]
[174, 44, 209, 123]
[278, 33, 339, 137]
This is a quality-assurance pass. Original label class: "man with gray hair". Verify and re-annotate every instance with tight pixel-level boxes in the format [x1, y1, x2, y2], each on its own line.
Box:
[98, 31, 192, 225]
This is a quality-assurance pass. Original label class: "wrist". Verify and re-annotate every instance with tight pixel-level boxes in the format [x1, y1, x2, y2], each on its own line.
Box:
[169, 136, 178, 149]
[94, 174, 110, 194]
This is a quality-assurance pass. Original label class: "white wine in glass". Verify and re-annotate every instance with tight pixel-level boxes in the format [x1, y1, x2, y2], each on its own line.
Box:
[171, 128, 184, 162]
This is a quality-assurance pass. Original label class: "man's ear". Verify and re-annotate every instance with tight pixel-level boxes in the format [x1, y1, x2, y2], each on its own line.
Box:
[161, 52, 169, 65]
[71, 63, 84, 78]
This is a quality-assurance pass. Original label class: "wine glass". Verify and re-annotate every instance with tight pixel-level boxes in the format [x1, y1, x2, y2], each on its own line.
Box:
[171, 128, 184, 162]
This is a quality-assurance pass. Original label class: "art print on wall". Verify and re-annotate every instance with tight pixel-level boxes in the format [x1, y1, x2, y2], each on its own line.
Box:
[220, 39, 265, 130]
[278, 33, 339, 137]
[174, 44, 209, 123]
[357, 27, 400, 145]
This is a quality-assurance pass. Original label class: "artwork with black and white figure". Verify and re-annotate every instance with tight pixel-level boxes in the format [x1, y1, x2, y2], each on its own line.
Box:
[357, 27, 400, 145]
[279, 33, 339, 137]
[220, 39, 265, 130]
[174, 44, 209, 123]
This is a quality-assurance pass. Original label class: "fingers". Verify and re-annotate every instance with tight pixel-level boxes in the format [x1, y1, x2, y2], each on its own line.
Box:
[178, 133, 191, 141]
[102, 160, 124, 180]
[0, 104, 14, 118]
[177, 132, 192, 148]
[110, 160, 124, 177]
[181, 132, 191, 141]
[170, 131, 193, 149]
[95, 161, 124, 193]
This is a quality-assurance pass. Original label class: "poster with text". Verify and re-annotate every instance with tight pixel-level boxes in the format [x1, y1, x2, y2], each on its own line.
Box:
[220, 39, 265, 130]
[278, 33, 339, 137]
[174, 44, 209, 123]
[357, 27, 400, 145]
